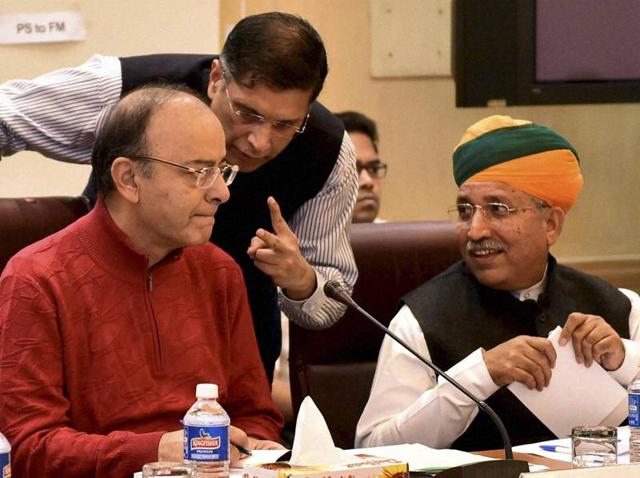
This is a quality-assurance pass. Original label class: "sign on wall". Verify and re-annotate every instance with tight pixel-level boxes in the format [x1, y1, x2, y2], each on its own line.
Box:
[0, 12, 86, 44]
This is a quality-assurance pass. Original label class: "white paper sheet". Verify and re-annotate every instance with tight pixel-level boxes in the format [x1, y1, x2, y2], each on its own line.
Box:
[352, 443, 492, 472]
[507, 326, 628, 438]
[234, 449, 291, 467]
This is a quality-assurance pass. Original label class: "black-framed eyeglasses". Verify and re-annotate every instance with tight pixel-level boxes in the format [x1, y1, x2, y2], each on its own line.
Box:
[220, 67, 310, 138]
[132, 156, 239, 188]
[447, 202, 549, 223]
[357, 161, 388, 179]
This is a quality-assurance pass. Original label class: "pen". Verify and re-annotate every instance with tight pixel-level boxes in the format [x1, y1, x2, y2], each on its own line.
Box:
[234, 443, 253, 456]
[539, 445, 571, 454]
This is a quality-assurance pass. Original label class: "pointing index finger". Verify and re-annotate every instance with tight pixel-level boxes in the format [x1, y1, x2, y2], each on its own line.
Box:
[267, 196, 291, 235]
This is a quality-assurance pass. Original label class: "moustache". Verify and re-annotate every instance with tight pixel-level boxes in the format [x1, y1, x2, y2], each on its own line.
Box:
[466, 239, 506, 253]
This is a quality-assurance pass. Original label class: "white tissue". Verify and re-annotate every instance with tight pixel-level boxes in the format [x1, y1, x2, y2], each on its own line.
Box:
[289, 397, 355, 466]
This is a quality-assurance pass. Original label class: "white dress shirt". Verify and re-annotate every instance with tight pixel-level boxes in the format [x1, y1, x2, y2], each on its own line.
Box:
[356, 288, 640, 449]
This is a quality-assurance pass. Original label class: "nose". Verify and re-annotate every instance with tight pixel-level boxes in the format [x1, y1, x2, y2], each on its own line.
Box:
[358, 168, 374, 189]
[247, 122, 272, 155]
[466, 207, 492, 241]
[205, 174, 231, 205]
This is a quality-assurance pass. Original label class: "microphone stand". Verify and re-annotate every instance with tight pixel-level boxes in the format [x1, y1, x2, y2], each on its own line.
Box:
[324, 281, 529, 478]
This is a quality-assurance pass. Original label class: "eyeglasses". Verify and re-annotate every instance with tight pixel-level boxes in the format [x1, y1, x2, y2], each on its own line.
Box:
[447, 202, 549, 223]
[357, 161, 388, 179]
[132, 156, 239, 188]
[220, 69, 310, 138]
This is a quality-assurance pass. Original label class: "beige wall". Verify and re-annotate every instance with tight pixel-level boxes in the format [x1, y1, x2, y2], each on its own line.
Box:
[221, 0, 640, 263]
[0, 0, 220, 196]
[2, 0, 639, 265]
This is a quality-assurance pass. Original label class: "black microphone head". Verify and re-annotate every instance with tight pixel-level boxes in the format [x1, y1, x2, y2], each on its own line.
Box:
[323, 280, 347, 303]
[324, 280, 359, 308]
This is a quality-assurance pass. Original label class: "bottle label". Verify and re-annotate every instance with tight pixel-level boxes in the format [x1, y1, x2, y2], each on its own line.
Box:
[183, 425, 229, 462]
[0, 452, 10, 478]
[630, 393, 640, 427]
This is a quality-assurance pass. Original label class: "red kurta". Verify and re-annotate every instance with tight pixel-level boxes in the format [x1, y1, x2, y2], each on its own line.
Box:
[0, 200, 283, 478]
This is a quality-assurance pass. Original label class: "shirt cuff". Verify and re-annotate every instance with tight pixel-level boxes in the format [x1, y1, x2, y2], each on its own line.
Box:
[278, 269, 326, 316]
[441, 348, 501, 401]
[609, 338, 640, 385]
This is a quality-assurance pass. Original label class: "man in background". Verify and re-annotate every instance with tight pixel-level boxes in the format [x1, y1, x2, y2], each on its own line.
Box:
[0, 85, 283, 478]
[272, 111, 386, 434]
[356, 115, 640, 450]
[0, 12, 358, 381]
[335, 111, 387, 223]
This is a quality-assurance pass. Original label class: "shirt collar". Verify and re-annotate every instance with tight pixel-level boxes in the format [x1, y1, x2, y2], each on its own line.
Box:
[510, 264, 548, 302]
[79, 196, 182, 280]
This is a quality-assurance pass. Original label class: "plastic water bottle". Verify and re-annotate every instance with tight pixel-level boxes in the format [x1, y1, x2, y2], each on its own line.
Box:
[629, 373, 640, 463]
[183, 383, 230, 477]
[0, 431, 11, 478]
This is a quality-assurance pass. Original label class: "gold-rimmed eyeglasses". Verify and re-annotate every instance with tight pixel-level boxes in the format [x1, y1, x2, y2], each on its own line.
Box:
[132, 156, 239, 188]
[447, 202, 549, 224]
[220, 68, 310, 138]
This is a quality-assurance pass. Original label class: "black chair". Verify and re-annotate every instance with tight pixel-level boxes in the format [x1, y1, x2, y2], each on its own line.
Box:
[289, 221, 461, 448]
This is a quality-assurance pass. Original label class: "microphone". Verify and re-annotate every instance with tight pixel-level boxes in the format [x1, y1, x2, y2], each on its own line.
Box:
[324, 280, 529, 477]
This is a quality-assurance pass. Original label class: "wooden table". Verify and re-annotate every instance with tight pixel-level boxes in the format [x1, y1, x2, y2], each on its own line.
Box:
[476, 450, 570, 471]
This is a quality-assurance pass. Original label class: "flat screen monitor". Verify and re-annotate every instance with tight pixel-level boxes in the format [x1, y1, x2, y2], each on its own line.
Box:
[454, 0, 640, 106]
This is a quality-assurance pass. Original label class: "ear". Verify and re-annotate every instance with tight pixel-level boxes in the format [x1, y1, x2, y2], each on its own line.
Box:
[110, 157, 141, 204]
[207, 59, 223, 100]
[545, 206, 565, 247]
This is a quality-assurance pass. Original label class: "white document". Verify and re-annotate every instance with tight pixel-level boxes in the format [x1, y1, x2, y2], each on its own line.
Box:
[507, 326, 627, 438]
[353, 443, 492, 472]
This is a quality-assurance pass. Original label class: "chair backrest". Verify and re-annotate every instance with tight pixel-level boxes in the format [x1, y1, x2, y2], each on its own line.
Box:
[289, 221, 461, 448]
[0, 196, 91, 272]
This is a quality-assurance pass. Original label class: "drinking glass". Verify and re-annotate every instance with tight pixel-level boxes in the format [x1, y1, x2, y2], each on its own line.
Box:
[571, 425, 617, 468]
[142, 462, 196, 477]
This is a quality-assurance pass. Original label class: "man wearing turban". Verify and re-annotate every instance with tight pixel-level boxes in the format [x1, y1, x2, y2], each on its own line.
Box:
[355, 115, 640, 450]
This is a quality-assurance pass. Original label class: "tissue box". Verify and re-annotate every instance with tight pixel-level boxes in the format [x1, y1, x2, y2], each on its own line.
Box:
[243, 454, 409, 478]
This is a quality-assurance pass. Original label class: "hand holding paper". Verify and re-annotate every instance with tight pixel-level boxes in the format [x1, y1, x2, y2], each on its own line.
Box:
[484, 335, 556, 390]
[507, 326, 627, 437]
[559, 312, 625, 370]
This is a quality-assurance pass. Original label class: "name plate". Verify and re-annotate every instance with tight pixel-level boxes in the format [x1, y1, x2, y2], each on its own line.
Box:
[0, 11, 85, 44]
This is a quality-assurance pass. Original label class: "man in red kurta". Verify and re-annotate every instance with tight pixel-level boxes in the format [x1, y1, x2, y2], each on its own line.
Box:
[0, 85, 283, 477]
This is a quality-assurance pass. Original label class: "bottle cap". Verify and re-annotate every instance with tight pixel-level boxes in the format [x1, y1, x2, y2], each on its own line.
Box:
[196, 383, 218, 399]
[0, 431, 10, 453]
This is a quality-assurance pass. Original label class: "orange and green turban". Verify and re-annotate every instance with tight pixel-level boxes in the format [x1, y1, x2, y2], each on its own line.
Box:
[453, 115, 583, 213]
